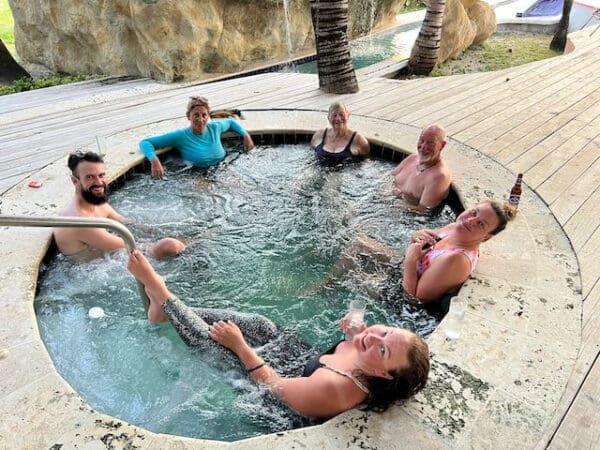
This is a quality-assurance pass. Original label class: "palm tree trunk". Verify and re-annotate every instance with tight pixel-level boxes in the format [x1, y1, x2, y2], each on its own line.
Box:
[0, 38, 30, 84]
[407, 0, 446, 76]
[550, 0, 573, 52]
[310, 0, 359, 94]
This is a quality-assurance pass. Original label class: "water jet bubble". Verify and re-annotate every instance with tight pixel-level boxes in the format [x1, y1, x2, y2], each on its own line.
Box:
[88, 307, 106, 319]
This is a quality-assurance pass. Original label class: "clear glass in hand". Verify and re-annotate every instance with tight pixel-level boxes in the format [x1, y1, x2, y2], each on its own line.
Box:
[345, 299, 366, 340]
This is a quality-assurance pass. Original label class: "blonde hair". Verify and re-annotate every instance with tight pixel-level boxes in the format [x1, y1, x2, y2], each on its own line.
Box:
[328, 101, 350, 118]
[187, 96, 210, 117]
[488, 200, 518, 235]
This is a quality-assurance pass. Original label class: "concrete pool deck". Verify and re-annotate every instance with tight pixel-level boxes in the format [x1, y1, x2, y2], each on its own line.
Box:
[1, 27, 599, 449]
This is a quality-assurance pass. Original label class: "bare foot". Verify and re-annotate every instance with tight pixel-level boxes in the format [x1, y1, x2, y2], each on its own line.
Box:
[127, 250, 162, 287]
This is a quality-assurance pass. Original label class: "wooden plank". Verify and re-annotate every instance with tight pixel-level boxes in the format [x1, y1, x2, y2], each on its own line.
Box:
[449, 63, 600, 145]
[0, 73, 294, 141]
[1, 72, 303, 146]
[494, 86, 600, 165]
[397, 52, 592, 127]
[478, 81, 600, 158]
[536, 124, 600, 203]
[577, 226, 600, 300]
[541, 281, 600, 449]
[583, 278, 600, 331]
[562, 185, 600, 249]
[447, 59, 598, 143]
[513, 126, 595, 190]
[369, 71, 500, 120]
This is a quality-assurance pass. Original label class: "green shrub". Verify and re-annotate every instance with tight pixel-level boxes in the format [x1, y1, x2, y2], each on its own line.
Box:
[399, 0, 426, 13]
[0, 0, 14, 47]
[0, 74, 101, 96]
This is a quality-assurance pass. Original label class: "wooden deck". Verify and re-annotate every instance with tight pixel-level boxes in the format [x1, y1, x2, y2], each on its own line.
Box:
[1, 27, 599, 449]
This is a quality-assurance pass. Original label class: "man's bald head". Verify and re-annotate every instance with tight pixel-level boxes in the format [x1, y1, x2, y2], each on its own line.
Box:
[422, 124, 447, 143]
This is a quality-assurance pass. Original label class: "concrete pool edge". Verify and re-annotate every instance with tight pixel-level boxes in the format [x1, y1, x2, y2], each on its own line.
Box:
[0, 110, 581, 449]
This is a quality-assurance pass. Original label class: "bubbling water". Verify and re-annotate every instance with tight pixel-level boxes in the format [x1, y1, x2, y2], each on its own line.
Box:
[36, 143, 455, 441]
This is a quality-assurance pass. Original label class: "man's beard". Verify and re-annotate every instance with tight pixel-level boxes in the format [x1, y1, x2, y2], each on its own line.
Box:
[418, 152, 439, 166]
[81, 184, 109, 205]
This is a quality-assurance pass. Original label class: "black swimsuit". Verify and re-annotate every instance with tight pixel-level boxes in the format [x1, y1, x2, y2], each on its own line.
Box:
[313, 129, 358, 166]
[302, 340, 370, 394]
[302, 341, 341, 376]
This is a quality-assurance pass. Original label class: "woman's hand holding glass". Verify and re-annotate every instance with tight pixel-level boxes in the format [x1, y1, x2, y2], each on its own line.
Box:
[340, 300, 367, 340]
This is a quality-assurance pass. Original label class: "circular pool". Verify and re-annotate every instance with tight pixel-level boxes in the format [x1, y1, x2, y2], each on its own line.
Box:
[36, 140, 456, 441]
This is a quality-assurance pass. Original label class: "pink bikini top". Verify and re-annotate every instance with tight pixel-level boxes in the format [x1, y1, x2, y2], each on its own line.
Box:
[416, 233, 479, 278]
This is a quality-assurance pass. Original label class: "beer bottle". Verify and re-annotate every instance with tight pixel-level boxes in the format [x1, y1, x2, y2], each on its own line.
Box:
[509, 173, 523, 207]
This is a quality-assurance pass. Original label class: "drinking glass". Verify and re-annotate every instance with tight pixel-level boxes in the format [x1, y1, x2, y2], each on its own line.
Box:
[445, 296, 467, 339]
[345, 299, 366, 340]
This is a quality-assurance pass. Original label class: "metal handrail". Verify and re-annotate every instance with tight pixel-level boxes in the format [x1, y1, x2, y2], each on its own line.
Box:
[0, 215, 150, 312]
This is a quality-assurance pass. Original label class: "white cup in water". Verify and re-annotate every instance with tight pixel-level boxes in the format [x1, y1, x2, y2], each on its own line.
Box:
[445, 297, 467, 339]
[88, 306, 105, 319]
[345, 299, 366, 340]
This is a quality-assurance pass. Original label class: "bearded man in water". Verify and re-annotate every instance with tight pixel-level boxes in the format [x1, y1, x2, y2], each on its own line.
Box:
[54, 151, 184, 262]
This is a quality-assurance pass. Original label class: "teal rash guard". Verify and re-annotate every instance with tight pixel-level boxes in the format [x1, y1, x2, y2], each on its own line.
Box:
[139, 119, 249, 167]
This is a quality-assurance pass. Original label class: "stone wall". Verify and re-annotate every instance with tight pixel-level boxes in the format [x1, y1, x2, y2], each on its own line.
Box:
[9, 0, 402, 81]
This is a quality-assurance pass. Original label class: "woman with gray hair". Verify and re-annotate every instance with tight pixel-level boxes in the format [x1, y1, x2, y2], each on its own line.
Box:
[310, 101, 370, 166]
[139, 96, 254, 178]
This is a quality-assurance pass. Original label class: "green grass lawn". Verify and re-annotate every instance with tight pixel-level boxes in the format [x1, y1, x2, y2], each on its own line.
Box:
[0, 0, 103, 95]
[0, 0, 15, 55]
[431, 33, 561, 76]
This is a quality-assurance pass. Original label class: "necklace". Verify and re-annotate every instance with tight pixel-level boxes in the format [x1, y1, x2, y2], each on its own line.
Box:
[416, 160, 439, 174]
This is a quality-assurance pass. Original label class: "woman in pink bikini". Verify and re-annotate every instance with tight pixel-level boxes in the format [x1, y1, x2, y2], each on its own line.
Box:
[403, 200, 517, 302]
[333, 199, 517, 304]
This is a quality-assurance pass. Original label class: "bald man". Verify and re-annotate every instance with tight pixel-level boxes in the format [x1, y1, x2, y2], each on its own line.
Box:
[390, 124, 452, 213]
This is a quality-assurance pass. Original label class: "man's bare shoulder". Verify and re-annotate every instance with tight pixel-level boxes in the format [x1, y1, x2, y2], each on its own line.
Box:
[59, 198, 80, 217]
[428, 162, 452, 181]
[402, 153, 418, 164]
[394, 154, 417, 171]
[61, 201, 115, 219]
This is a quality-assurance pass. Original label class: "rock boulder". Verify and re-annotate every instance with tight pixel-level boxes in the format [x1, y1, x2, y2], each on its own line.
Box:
[9, 0, 402, 81]
[438, 0, 496, 63]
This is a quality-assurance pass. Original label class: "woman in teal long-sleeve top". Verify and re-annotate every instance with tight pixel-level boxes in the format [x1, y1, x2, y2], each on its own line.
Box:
[139, 96, 255, 177]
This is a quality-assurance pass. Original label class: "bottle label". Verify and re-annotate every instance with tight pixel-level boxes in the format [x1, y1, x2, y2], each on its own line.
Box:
[509, 194, 520, 206]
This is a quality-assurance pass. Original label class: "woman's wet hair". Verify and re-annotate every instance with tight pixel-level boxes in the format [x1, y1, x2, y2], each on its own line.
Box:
[67, 151, 104, 175]
[362, 333, 430, 412]
[187, 95, 210, 116]
[488, 200, 518, 235]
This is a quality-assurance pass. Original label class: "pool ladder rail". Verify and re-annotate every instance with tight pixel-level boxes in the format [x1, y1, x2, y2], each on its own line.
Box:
[0, 215, 150, 312]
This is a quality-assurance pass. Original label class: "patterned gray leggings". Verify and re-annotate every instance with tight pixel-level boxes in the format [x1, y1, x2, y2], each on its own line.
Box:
[162, 297, 315, 376]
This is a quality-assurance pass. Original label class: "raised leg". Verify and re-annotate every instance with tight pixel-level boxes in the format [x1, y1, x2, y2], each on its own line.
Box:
[127, 249, 171, 323]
